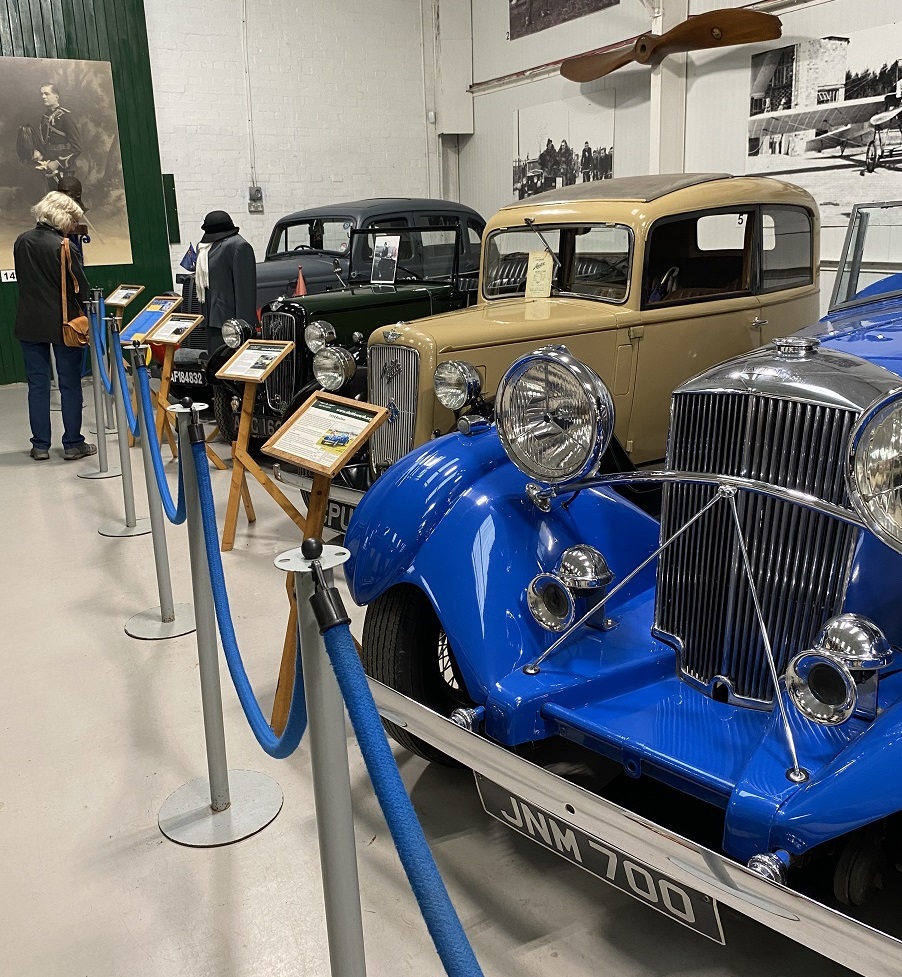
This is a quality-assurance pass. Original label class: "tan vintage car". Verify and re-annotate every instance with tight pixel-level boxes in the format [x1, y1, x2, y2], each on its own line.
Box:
[365, 173, 819, 473]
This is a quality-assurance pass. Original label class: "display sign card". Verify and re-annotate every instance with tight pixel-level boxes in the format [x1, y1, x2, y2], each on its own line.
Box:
[106, 284, 145, 308]
[525, 251, 553, 299]
[370, 234, 400, 284]
[148, 312, 204, 346]
[119, 295, 182, 343]
[262, 391, 387, 478]
[215, 339, 294, 383]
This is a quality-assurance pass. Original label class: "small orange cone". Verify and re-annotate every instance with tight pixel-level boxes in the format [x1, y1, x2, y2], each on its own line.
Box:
[293, 265, 308, 296]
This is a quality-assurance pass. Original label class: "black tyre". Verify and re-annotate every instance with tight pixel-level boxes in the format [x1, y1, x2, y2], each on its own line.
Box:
[361, 584, 473, 765]
[212, 386, 237, 445]
[866, 140, 878, 174]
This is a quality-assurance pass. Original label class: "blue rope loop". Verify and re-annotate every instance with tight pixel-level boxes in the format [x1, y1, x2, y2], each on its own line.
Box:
[190, 439, 308, 758]
[322, 623, 484, 977]
[135, 361, 186, 524]
[111, 334, 140, 436]
[90, 306, 113, 395]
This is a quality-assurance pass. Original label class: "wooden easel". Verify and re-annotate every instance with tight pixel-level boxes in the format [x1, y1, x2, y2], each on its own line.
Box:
[220, 379, 306, 551]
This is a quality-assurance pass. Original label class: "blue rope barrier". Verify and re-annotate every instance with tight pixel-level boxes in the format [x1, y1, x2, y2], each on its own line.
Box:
[111, 334, 140, 437]
[322, 623, 484, 977]
[135, 362, 186, 524]
[191, 440, 308, 758]
[90, 306, 113, 395]
[98, 295, 108, 355]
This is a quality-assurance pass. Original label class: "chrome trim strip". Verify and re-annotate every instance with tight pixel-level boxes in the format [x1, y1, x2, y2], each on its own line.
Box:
[272, 465, 363, 509]
[366, 678, 902, 976]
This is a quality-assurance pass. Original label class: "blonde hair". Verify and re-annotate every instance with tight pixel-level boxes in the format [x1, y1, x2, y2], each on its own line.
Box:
[32, 191, 84, 233]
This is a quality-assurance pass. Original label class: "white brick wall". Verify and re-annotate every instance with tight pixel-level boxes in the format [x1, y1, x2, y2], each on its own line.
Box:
[144, 0, 432, 282]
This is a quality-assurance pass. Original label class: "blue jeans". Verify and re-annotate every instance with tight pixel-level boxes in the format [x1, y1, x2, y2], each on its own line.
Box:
[19, 341, 86, 450]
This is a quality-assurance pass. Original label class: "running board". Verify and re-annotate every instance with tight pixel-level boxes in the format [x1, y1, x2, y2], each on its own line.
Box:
[365, 677, 902, 976]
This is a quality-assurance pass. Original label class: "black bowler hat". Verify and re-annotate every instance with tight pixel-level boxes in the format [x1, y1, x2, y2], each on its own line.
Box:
[200, 210, 239, 243]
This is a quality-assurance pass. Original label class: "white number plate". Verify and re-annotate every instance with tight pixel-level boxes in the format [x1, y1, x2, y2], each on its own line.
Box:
[170, 369, 205, 386]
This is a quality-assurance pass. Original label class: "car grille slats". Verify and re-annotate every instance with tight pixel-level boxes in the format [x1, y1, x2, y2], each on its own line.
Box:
[368, 344, 420, 469]
[657, 391, 859, 704]
[261, 312, 298, 413]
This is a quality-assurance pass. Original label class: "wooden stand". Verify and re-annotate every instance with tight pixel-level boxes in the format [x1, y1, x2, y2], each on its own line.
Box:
[220, 381, 307, 552]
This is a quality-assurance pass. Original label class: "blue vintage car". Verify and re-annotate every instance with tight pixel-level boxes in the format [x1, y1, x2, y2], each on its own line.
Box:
[343, 201, 902, 973]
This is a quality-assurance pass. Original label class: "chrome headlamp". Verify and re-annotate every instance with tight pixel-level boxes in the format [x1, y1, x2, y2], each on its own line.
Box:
[222, 318, 251, 349]
[434, 361, 481, 411]
[786, 614, 893, 725]
[313, 346, 356, 391]
[848, 388, 902, 553]
[495, 345, 615, 484]
[305, 320, 336, 353]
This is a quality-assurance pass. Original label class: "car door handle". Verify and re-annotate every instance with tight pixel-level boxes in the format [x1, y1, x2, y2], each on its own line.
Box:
[751, 316, 768, 329]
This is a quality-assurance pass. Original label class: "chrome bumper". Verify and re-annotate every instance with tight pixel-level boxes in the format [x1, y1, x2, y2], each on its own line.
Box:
[366, 677, 902, 976]
[272, 464, 364, 509]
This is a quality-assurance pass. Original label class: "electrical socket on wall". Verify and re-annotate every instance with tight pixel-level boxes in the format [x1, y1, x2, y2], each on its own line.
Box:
[248, 185, 264, 214]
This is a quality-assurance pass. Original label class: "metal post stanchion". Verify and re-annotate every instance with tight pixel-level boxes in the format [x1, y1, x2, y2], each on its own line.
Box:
[79, 292, 121, 480]
[98, 322, 151, 538]
[275, 542, 367, 977]
[159, 404, 282, 846]
[124, 344, 195, 640]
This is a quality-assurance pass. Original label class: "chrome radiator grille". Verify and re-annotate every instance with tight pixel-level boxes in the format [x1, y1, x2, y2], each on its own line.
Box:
[655, 392, 859, 704]
[261, 312, 298, 413]
[368, 344, 419, 468]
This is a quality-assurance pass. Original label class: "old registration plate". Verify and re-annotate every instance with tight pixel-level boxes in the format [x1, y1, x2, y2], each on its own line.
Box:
[475, 774, 725, 943]
[170, 368, 205, 386]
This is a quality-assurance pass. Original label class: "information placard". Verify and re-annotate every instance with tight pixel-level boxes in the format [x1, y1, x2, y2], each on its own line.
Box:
[148, 312, 204, 346]
[106, 284, 145, 308]
[120, 295, 182, 343]
[215, 339, 294, 383]
[262, 391, 387, 478]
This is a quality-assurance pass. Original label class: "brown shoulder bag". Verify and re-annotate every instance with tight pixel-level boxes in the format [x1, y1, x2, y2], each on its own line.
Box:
[60, 238, 90, 347]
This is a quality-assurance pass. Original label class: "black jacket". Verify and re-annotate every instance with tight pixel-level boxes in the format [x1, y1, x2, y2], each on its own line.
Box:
[14, 223, 90, 344]
[201, 233, 256, 352]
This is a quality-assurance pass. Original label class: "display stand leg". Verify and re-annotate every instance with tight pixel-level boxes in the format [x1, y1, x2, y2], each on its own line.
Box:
[153, 346, 179, 459]
[204, 424, 229, 471]
[98, 326, 151, 538]
[125, 347, 196, 640]
[159, 408, 282, 846]
[79, 295, 122, 481]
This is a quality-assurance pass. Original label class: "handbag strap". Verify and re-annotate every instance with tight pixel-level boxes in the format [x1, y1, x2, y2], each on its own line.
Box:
[60, 238, 81, 323]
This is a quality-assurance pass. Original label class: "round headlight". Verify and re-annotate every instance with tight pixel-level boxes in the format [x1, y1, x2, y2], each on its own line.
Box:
[848, 389, 902, 553]
[313, 346, 356, 391]
[222, 318, 250, 349]
[434, 361, 481, 411]
[495, 345, 615, 484]
[305, 320, 336, 352]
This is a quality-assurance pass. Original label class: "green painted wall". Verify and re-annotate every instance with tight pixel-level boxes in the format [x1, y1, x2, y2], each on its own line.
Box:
[0, 0, 172, 384]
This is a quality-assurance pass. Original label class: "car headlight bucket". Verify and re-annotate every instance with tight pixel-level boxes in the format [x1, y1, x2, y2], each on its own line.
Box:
[526, 573, 575, 633]
[222, 318, 250, 349]
[785, 650, 857, 725]
[848, 388, 902, 553]
[496, 345, 615, 484]
[305, 320, 336, 353]
[313, 346, 356, 391]
[434, 360, 482, 411]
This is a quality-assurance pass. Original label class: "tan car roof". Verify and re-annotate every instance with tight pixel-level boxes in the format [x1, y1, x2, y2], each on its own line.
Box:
[500, 173, 733, 208]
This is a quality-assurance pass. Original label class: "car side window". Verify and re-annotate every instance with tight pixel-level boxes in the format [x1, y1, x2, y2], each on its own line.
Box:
[760, 206, 813, 292]
[644, 209, 755, 307]
[468, 221, 483, 247]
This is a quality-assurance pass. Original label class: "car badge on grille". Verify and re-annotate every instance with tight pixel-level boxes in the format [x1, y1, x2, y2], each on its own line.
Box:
[387, 400, 400, 425]
[383, 328, 403, 343]
[380, 359, 402, 384]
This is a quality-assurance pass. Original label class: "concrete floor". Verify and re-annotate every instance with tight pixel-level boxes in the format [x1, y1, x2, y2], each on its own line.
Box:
[0, 380, 859, 977]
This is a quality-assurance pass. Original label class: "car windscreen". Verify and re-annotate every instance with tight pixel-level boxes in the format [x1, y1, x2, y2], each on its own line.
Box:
[347, 227, 460, 283]
[267, 218, 355, 257]
[482, 223, 632, 303]
[831, 203, 902, 311]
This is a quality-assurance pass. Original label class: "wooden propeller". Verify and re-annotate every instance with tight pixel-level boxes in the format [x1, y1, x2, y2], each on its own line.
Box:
[560, 8, 782, 83]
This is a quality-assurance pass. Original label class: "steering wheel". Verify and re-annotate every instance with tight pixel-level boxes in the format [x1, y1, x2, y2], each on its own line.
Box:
[650, 265, 679, 303]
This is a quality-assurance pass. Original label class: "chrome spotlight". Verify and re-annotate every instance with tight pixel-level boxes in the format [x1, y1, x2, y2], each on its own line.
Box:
[527, 573, 575, 633]
[557, 545, 615, 630]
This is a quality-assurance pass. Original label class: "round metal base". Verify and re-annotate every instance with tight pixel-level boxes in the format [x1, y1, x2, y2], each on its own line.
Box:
[78, 466, 122, 480]
[159, 770, 283, 847]
[98, 517, 152, 538]
[125, 603, 196, 640]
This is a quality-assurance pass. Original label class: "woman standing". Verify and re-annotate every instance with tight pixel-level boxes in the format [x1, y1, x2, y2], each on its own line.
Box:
[13, 191, 96, 461]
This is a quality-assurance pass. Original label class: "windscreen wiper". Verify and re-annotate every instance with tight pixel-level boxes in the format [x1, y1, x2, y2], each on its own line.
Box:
[523, 217, 562, 276]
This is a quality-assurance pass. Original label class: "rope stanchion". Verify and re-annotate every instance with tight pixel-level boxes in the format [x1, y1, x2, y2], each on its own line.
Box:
[111, 332, 139, 437]
[78, 292, 121, 480]
[136, 360, 186, 524]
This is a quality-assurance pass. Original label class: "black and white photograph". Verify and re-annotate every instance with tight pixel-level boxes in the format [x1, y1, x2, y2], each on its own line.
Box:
[747, 24, 902, 226]
[508, 0, 620, 41]
[370, 234, 400, 283]
[0, 56, 132, 268]
[512, 95, 615, 200]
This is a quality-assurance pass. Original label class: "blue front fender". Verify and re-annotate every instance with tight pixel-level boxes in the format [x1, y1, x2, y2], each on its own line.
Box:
[345, 430, 660, 700]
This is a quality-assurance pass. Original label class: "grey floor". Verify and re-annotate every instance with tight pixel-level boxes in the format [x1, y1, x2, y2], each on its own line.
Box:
[0, 380, 858, 977]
